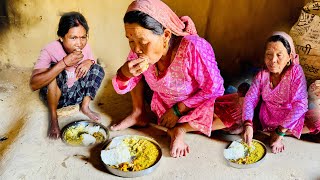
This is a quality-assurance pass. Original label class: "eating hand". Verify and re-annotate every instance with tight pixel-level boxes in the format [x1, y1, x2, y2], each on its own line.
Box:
[122, 57, 149, 78]
[160, 108, 179, 128]
[243, 126, 253, 147]
[63, 49, 83, 67]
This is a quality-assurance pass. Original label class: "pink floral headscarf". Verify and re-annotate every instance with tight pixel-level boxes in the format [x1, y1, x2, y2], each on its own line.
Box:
[272, 31, 299, 65]
[126, 0, 197, 36]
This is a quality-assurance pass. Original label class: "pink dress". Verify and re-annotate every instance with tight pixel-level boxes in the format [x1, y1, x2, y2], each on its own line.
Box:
[112, 35, 224, 136]
[242, 65, 308, 138]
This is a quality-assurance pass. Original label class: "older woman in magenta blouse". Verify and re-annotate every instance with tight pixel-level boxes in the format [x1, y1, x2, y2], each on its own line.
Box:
[111, 0, 242, 158]
[243, 32, 320, 153]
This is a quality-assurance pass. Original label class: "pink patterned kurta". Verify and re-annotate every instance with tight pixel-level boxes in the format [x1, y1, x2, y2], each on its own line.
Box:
[112, 35, 224, 136]
[242, 64, 308, 138]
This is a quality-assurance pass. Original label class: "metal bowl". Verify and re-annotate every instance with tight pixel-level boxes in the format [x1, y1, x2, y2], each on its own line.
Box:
[101, 135, 162, 178]
[224, 139, 267, 169]
[61, 120, 109, 146]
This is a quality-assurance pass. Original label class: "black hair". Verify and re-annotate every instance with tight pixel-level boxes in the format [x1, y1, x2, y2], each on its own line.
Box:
[237, 82, 250, 97]
[124, 11, 164, 35]
[266, 35, 291, 55]
[57, 12, 89, 37]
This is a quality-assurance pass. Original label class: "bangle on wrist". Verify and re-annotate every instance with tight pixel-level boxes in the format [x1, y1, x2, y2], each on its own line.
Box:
[275, 127, 285, 137]
[62, 57, 70, 67]
[172, 104, 182, 118]
[117, 68, 131, 81]
[243, 120, 253, 127]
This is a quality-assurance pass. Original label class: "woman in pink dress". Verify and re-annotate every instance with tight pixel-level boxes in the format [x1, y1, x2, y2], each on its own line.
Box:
[242, 32, 320, 153]
[111, 0, 242, 158]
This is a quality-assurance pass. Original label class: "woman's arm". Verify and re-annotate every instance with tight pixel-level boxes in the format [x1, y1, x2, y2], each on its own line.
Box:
[30, 61, 66, 91]
[30, 50, 84, 90]
[112, 51, 147, 94]
[242, 72, 262, 146]
[242, 71, 263, 122]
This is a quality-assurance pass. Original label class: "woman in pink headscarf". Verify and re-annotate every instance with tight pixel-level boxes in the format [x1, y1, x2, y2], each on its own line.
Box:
[243, 32, 320, 154]
[111, 0, 242, 158]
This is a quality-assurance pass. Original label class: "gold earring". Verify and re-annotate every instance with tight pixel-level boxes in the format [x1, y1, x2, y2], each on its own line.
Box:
[287, 60, 291, 66]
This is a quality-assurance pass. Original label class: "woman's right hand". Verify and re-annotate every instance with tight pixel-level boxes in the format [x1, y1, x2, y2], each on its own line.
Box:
[121, 57, 149, 78]
[243, 125, 253, 147]
[63, 50, 84, 67]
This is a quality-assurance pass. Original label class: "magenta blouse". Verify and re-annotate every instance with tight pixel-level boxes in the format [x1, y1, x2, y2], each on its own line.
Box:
[242, 65, 308, 138]
[112, 35, 224, 136]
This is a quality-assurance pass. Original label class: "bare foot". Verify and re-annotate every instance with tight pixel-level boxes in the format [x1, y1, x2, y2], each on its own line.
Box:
[48, 124, 61, 139]
[110, 110, 149, 131]
[81, 106, 101, 121]
[270, 132, 285, 154]
[167, 127, 190, 158]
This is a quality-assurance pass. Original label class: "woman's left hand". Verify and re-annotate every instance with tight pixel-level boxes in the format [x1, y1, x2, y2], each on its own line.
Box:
[75, 59, 94, 79]
[160, 108, 179, 128]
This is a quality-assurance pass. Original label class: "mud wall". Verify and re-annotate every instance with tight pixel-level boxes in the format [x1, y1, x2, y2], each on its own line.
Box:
[0, 0, 308, 79]
[0, 0, 132, 74]
[205, 0, 305, 79]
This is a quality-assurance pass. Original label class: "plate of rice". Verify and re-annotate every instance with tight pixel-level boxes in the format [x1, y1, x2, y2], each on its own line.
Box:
[223, 139, 267, 169]
[61, 120, 109, 146]
[101, 135, 162, 177]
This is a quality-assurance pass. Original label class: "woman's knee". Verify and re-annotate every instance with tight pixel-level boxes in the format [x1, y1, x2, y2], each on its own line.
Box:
[47, 78, 58, 90]
[91, 64, 105, 77]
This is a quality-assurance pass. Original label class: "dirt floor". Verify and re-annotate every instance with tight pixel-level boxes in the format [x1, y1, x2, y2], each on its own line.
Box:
[0, 66, 319, 180]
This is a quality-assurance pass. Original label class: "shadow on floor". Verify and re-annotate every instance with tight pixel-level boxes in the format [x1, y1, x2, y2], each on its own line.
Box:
[0, 115, 27, 159]
[93, 79, 132, 126]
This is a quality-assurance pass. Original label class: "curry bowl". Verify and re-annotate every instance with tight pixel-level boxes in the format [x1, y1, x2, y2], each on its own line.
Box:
[100, 135, 162, 178]
[224, 139, 267, 169]
[61, 120, 109, 146]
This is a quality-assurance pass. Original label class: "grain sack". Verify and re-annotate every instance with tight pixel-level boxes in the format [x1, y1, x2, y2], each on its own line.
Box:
[290, 1, 320, 56]
[300, 54, 320, 85]
[290, 0, 320, 82]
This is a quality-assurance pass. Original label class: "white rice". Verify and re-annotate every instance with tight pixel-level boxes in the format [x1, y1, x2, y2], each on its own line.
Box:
[81, 134, 96, 146]
[224, 141, 245, 160]
[101, 146, 131, 166]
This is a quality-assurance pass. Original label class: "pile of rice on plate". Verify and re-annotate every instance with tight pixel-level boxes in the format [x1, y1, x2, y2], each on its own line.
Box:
[62, 121, 108, 146]
[101, 135, 160, 172]
[224, 139, 266, 166]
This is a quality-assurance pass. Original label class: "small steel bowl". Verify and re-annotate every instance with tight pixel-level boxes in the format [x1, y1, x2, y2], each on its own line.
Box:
[61, 120, 109, 146]
[224, 139, 267, 169]
[101, 135, 162, 178]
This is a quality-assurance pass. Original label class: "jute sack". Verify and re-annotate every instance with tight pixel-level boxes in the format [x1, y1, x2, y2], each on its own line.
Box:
[290, 6, 320, 56]
[290, 1, 320, 82]
[300, 54, 320, 85]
